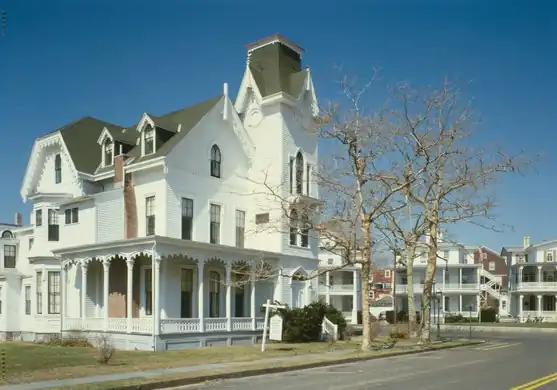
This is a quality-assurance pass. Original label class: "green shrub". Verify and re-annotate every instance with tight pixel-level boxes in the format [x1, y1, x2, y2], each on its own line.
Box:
[276, 302, 347, 343]
[480, 307, 497, 323]
[41, 331, 93, 348]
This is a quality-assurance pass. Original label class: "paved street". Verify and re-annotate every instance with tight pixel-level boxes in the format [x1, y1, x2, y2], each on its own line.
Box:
[172, 332, 557, 390]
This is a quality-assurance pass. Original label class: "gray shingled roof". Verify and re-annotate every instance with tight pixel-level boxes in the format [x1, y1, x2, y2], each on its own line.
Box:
[47, 95, 221, 175]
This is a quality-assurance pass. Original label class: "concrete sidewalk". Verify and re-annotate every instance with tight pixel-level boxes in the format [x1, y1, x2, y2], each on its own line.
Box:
[0, 349, 357, 390]
[441, 324, 557, 333]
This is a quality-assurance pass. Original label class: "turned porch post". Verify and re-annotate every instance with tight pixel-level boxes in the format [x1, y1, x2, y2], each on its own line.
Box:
[225, 262, 232, 331]
[81, 261, 88, 327]
[153, 255, 161, 337]
[102, 259, 110, 331]
[198, 260, 205, 332]
[126, 258, 134, 333]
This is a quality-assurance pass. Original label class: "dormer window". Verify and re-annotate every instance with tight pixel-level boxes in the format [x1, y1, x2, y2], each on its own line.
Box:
[104, 139, 114, 166]
[210, 145, 221, 178]
[144, 125, 155, 155]
[547, 252, 554, 262]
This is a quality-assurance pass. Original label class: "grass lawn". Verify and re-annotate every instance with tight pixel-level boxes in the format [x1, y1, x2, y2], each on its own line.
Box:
[50, 341, 478, 390]
[0, 340, 361, 384]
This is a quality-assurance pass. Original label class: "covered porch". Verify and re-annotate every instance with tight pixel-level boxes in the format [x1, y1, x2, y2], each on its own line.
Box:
[57, 237, 285, 338]
[517, 294, 557, 322]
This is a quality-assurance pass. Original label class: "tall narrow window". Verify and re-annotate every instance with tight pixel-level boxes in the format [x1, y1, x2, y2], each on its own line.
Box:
[181, 198, 194, 240]
[145, 196, 155, 236]
[209, 271, 220, 317]
[35, 209, 42, 226]
[47, 271, 61, 314]
[210, 145, 221, 178]
[54, 154, 62, 184]
[48, 209, 59, 241]
[3, 245, 16, 268]
[300, 214, 310, 248]
[235, 210, 245, 248]
[209, 204, 221, 244]
[36, 271, 43, 314]
[104, 138, 114, 166]
[144, 268, 152, 315]
[180, 268, 193, 318]
[295, 152, 303, 194]
[25, 286, 31, 315]
[289, 157, 294, 194]
[29, 237, 34, 250]
[289, 210, 298, 246]
[306, 164, 311, 196]
[144, 125, 155, 155]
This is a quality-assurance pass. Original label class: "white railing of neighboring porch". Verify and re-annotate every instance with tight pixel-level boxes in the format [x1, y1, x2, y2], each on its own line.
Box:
[321, 316, 338, 340]
[64, 317, 265, 334]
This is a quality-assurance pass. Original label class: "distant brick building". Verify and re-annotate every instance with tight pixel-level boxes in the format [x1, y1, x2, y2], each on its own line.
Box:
[475, 246, 508, 311]
[369, 268, 393, 302]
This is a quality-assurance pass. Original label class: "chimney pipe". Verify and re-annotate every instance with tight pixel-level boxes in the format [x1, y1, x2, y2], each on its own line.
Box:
[223, 83, 229, 121]
[14, 212, 22, 226]
[523, 236, 530, 249]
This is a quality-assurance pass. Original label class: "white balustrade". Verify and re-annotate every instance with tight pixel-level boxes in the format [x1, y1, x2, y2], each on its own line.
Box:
[231, 317, 252, 331]
[131, 318, 153, 333]
[83, 317, 104, 331]
[160, 318, 199, 333]
[107, 318, 127, 331]
[256, 317, 265, 330]
[204, 318, 227, 332]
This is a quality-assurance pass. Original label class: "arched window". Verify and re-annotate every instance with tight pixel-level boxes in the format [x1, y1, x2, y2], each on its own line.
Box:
[54, 154, 62, 184]
[104, 139, 114, 166]
[210, 145, 221, 178]
[289, 209, 298, 246]
[300, 213, 310, 248]
[1, 230, 13, 239]
[209, 271, 221, 317]
[295, 151, 303, 194]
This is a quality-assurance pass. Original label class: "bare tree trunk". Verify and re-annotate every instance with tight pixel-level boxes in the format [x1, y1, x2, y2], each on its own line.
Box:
[420, 221, 439, 344]
[360, 257, 372, 350]
[406, 244, 418, 337]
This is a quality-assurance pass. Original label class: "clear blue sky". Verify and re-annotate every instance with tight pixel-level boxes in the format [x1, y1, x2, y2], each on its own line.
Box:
[0, 1, 555, 251]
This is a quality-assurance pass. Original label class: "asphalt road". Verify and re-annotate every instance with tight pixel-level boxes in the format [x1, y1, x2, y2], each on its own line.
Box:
[171, 332, 557, 390]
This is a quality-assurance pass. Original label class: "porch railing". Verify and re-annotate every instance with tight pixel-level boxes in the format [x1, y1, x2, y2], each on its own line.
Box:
[63, 317, 265, 334]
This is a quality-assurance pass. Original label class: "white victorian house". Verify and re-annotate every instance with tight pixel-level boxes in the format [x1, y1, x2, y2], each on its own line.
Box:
[317, 248, 362, 324]
[6, 34, 325, 350]
[394, 234, 504, 322]
[503, 236, 557, 322]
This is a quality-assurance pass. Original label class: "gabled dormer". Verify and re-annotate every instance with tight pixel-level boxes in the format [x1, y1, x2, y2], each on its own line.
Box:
[136, 113, 179, 157]
[97, 126, 136, 167]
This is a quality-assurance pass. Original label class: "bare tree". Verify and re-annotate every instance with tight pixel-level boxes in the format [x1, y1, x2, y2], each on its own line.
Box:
[384, 79, 533, 342]
[253, 74, 423, 350]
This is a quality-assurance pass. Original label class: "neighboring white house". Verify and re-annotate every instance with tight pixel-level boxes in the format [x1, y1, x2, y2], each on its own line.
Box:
[502, 236, 557, 322]
[317, 249, 361, 324]
[5, 34, 326, 350]
[394, 234, 498, 322]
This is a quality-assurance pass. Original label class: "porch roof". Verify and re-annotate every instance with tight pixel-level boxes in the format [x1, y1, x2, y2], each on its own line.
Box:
[51, 235, 282, 261]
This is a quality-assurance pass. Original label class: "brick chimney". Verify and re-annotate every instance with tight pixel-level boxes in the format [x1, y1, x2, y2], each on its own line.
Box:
[113, 154, 128, 184]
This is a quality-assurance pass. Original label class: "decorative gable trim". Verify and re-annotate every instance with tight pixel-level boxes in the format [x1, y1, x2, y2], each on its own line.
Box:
[96, 127, 114, 145]
[234, 66, 263, 113]
[136, 113, 155, 133]
[20, 132, 82, 202]
[223, 96, 256, 164]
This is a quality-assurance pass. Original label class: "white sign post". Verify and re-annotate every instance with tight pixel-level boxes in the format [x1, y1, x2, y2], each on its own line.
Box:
[261, 299, 286, 352]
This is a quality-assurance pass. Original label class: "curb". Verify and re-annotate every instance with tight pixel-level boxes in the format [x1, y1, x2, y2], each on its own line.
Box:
[441, 325, 557, 333]
[112, 341, 483, 390]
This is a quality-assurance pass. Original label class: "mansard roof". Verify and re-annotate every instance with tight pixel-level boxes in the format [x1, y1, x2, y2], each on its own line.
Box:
[38, 95, 222, 175]
[247, 35, 307, 98]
